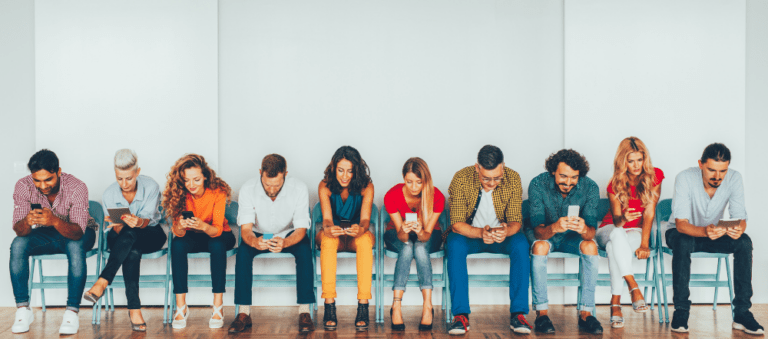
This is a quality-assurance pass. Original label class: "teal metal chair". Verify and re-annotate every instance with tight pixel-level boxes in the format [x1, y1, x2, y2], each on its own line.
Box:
[656, 198, 734, 323]
[93, 205, 173, 324]
[442, 199, 584, 323]
[594, 198, 663, 322]
[310, 202, 380, 322]
[376, 203, 449, 323]
[27, 200, 104, 315]
[168, 201, 240, 321]
[233, 211, 317, 319]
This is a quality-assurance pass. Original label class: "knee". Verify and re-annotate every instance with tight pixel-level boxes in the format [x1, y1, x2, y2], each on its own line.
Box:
[735, 234, 753, 252]
[672, 233, 695, 252]
[10, 237, 29, 258]
[354, 232, 374, 249]
[531, 240, 550, 256]
[126, 248, 142, 262]
[580, 240, 598, 255]
[207, 237, 227, 253]
[608, 228, 627, 243]
[171, 238, 188, 255]
[507, 234, 529, 256]
[446, 234, 468, 257]
[320, 234, 339, 250]
[65, 240, 85, 258]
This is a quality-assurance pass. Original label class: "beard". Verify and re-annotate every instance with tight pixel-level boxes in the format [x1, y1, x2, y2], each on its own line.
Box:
[708, 180, 722, 188]
[557, 184, 575, 194]
[38, 177, 61, 196]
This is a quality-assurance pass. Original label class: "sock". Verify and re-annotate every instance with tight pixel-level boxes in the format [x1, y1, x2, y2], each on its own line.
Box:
[299, 304, 310, 314]
[237, 305, 250, 315]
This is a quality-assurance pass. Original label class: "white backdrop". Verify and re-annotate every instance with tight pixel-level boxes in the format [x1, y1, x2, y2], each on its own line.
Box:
[0, 0, 766, 310]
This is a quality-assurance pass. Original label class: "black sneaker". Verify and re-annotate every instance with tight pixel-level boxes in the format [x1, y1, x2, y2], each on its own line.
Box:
[510, 313, 532, 334]
[578, 315, 603, 334]
[534, 315, 555, 334]
[671, 309, 689, 333]
[734, 311, 765, 335]
[448, 315, 469, 335]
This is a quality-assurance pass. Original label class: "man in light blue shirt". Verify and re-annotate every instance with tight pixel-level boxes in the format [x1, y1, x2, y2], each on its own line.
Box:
[666, 143, 762, 335]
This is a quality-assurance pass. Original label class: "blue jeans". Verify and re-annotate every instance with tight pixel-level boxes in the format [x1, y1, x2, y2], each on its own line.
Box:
[9, 227, 96, 310]
[171, 231, 236, 294]
[446, 231, 529, 315]
[384, 229, 442, 291]
[528, 230, 598, 312]
[234, 231, 315, 305]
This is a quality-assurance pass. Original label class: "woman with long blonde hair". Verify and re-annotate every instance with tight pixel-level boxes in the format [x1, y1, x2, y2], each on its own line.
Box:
[595, 137, 664, 328]
[383, 157, 444, 331]
[163, 154, 236, 329]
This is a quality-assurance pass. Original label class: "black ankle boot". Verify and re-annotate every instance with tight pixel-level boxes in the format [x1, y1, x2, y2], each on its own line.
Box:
[323, 302, 337, 331]
[355, 302, 369, 331]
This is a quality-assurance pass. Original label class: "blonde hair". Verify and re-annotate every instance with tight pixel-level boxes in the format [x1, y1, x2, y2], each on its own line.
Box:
[610, 137, 658, 208]
[402, 157, 434, 225]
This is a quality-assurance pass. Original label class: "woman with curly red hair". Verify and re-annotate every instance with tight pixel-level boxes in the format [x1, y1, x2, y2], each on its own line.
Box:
[163, 154, 236, 329]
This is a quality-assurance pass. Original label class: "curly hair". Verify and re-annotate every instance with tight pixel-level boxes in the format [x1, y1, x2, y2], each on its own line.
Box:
[162, 154, 231, 222]
[545, 149, 590, 177]
[402, 157, 434, 225]
[610, 137, 658, 208]
[322, 146, 371, 194]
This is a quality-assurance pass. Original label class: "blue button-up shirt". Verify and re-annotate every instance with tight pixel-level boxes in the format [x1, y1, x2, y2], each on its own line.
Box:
[668, 167, 747, 230]
[527, 172, 600, 230]
[102, 175, 162, 227]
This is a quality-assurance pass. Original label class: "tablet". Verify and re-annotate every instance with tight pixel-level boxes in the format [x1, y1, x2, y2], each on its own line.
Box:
[107, 208, 131, 226]
[716, 218, 740, 229]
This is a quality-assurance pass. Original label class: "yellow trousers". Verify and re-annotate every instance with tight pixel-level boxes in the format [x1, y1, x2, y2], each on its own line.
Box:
[318, 231, 375, 300]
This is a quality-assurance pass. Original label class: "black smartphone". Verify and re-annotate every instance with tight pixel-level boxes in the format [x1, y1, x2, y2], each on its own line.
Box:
[340, 219, 352, 230]
[30, 203, 42, 211]
[181, 211, 194, 219]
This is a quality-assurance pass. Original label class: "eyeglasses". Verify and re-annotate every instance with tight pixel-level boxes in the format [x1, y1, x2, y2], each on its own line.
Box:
[480, 176, 503, 184]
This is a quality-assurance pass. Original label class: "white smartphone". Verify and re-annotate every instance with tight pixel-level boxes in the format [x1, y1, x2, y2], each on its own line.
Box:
[567, 205, 580, 218]
[405, 213, 417, 222]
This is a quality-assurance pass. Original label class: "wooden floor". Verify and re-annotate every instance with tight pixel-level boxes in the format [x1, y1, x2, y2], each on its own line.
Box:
[1, 304, 765, 338]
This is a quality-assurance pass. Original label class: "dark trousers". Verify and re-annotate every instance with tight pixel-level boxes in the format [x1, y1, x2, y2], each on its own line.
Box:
[666, 228, 753, 314]
[100, 226, 167, 309]
[234, 231, 315, 305]
[171, 231, 236, 294]
[9, 227, 96, 310]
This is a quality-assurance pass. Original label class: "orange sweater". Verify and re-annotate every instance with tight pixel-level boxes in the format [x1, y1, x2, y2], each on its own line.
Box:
[173, 188, 230, 237]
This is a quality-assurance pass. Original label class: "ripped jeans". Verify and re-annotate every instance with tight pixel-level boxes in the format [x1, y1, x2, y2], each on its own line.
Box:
[528, 230, 598, 313]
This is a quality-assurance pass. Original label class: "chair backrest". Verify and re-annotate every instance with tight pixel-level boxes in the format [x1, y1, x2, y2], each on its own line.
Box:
[311, 201, 379, 235]
[655, 198, 672, 247]
[225, 201, 240, 246]
[89, 200, 105, 232]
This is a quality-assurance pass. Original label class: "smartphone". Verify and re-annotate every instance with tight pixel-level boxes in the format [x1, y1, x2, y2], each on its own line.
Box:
[340, 219, 352, 230]
[181, 211, 194, 219]
[405, 213, 417, 222]
[262, 233, 274, 240]
[567, 205, 580, 218]
[30, 203, 42, 211]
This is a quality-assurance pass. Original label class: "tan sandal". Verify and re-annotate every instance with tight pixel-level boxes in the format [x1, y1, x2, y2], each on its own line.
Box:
[629, 287, 649, 313]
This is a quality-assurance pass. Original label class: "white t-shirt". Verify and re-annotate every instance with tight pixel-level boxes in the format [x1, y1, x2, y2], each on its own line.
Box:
[471, 188, 500, 228]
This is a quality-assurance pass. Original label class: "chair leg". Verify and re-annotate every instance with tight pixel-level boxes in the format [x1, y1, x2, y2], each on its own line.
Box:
[27, 258, 35, 309]
[714, 257, 722, 310]
[725, 256, 735, 316]
[38, 262, 46, 312]
[653, 255, 663, 321]
[108, 286, 115, 312]
[644, 258, 653, 310]
[659, 250, 670, 323]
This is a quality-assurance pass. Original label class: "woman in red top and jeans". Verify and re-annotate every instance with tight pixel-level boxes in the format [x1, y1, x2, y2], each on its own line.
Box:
[595, 137, 663, 329]
[384, 157, 444, 331]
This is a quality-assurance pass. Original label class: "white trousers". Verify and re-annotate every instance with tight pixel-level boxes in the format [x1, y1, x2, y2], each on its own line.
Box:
[595, 224, 643, 295]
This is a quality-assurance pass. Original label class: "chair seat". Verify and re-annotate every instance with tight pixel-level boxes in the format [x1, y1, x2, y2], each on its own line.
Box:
[187, 248, 237, 258]
[32, 248, 99, 260]
[103, 248, 168, 260]
[383, 249, 444, 259]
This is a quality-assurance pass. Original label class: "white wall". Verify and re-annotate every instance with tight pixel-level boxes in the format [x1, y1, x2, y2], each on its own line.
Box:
[564, 0, 747, 305]
[219, 0, 564, 307]
[0, 0, 765, 308]
[0, 0, 36, 308]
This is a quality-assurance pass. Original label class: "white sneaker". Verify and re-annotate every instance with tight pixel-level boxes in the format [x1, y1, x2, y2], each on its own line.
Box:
[209, 304, 224, 329]
[59, 310, 79, 335]
[11, 307, 34, 333]
[172, 305, 189, 329]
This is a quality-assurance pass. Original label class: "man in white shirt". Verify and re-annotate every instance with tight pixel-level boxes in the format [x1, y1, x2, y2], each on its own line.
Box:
[228, 154, 315, 333]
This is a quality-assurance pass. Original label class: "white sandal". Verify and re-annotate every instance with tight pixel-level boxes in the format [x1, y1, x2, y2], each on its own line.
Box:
[172, 305, 189, 329]
[610, 305, 625, 328]
[629, 287, 650, 313]
[209, 304, 224, 329]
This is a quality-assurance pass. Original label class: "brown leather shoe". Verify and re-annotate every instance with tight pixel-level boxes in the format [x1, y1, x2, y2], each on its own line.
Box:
[228, 313, 252, 333]
[299, 313, 315, 332]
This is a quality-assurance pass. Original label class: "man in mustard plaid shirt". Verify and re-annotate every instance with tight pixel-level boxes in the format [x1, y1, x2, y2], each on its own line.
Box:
[445, 145, 530, 335]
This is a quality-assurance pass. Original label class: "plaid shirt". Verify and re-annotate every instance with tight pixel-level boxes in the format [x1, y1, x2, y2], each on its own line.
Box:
[12, 172, 96, 232]
[446, 166, 523, 237]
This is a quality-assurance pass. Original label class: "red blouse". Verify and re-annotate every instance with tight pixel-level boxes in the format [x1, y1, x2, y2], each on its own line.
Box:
[600, 167, 664, 229]
[383, 183, 445, 231]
